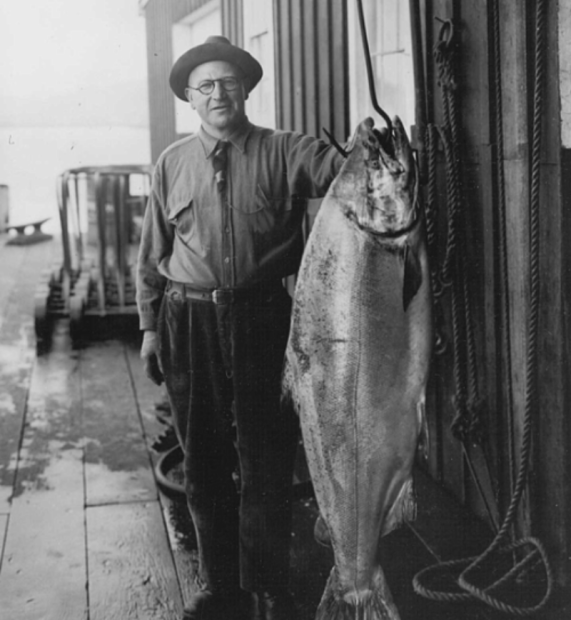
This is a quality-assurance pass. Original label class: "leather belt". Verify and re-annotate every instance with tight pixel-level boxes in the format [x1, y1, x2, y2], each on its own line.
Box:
[166, 280, 283, 305]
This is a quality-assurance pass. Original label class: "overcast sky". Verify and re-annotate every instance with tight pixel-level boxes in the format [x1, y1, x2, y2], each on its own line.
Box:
[0, 0, 149, 128]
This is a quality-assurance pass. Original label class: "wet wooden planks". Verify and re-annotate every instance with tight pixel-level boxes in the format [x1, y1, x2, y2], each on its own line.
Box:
[124, 340, 200, 608]
[87, 501, 182, 620]
[0, 234, 185, 620]
[0, 316, 86, 620]
[83, 338, 183, 619]
[0, 238, 57, 512]
[82, 340, 156, 506]
[0, 450, 86, 620]
[0, 329, 186, 619]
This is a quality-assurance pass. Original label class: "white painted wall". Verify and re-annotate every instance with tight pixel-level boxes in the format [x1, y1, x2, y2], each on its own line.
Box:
[243, 0, 276, 128]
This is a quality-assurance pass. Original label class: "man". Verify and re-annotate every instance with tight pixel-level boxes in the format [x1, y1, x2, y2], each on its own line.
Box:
[137, 35, 343, 620]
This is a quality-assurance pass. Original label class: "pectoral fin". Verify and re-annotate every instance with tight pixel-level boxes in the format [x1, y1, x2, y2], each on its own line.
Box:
[403, 242, 423, 312]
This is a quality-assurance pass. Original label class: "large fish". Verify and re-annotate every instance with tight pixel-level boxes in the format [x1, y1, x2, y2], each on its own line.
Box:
[283, 116, 432, 619]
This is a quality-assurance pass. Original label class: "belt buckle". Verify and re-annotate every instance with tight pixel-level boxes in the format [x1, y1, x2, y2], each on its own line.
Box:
[212, 288, 233, 305]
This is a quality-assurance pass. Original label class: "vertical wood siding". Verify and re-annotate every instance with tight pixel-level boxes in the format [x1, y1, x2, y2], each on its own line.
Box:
[172, 0, 212, 22]
[222, 0, 243, 47]
[416, 0, 570, 588]
[274, 0, 349, 140]
[144, 0, 177, 162]
[144, 0, 228, 162]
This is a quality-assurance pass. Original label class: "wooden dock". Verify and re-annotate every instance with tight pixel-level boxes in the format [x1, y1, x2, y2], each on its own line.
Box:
[0, 233, 556, 620]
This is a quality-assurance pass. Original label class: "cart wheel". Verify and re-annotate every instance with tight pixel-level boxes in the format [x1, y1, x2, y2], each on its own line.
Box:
[34, 294, 50, 347]
[155, 445, 185, 497]
[50, 267, 62, 286]
[69, 296, 84, 343]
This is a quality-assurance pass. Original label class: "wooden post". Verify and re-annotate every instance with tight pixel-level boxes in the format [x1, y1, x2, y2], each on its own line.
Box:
[532, 0, 571, 590]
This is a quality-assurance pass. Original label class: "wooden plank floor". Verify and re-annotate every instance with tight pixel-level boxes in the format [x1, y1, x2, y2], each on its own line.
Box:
[0, 233, 562, 620]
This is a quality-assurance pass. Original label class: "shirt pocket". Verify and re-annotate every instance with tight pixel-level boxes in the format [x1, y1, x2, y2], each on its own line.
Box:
[230, 184, 293, 215]
[167, 197, 194, 239]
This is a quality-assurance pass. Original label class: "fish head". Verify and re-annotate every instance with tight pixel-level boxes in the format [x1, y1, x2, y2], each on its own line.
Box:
[339, 116, 418, 237]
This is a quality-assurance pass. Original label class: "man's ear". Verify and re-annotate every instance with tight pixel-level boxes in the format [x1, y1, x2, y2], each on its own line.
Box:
[185, 88, 196, 109]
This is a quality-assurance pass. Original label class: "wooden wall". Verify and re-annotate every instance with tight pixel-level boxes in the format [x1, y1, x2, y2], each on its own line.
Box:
[414, 0, 571, 589]
[221, 0, 243, 48]
[143, 0, 241, 162]
[273, 0, 350, 141]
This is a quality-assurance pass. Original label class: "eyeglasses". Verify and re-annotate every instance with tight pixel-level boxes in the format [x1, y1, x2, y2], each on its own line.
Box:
[187, 77, 241, 96]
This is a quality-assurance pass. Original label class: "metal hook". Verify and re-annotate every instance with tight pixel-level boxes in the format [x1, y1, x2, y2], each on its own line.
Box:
[435, 17, 454, 50]
[322, 127, 349, 158]
[355, 0, 393, 134]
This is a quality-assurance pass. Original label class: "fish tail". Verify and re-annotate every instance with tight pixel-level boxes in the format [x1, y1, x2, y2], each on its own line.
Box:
[315, 567, 401, 620]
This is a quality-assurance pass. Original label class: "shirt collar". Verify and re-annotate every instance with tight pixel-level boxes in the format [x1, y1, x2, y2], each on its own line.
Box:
[198, 119, 254, 158]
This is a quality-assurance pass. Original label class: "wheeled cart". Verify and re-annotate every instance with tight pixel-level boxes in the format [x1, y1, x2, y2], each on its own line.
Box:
[34, 165, 152, 346]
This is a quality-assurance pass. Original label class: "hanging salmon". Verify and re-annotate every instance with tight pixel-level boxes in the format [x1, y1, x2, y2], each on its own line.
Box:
[283, 116, 432, 620]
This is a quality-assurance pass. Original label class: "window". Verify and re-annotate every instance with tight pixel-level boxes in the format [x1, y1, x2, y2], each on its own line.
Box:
[172, 1, 222, 135]
[348, 0, 415, 137]
[242, 0, 276, 128]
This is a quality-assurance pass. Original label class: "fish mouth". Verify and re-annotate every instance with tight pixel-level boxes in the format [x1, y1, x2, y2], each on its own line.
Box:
[361, 117, 408, 176]
[370, 126, 395, 160]
[360, 116, 419, 237]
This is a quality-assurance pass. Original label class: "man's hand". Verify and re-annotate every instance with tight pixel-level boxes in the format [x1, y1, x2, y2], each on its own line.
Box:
[141, 330, 164, 386]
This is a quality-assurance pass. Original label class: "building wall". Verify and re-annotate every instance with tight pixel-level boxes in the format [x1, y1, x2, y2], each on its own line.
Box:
[416, 0, 571, 589]
[144, 0, 218, 161]
[222, 0, 243, 47]
[274, 0, 349, 141]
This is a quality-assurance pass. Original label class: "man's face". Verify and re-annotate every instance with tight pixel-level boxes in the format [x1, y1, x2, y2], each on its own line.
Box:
[186, 61, 248, 137]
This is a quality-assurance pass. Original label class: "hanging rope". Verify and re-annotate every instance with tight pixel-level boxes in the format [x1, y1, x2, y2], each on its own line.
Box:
[429, 20, 480, 446]
[433, 22, 460, 291]
[424, 124, 439, 263]
[414, 0, 553, 614]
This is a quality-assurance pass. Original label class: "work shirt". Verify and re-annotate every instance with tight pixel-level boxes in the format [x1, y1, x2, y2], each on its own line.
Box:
[136, 118, 344, 331]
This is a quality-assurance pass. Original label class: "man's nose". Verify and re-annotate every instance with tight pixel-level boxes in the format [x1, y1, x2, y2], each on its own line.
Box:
[212, 81, 228, 98]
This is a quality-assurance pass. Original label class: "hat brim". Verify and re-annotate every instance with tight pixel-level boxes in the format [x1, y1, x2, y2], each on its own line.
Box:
[169, 41, 263, 101]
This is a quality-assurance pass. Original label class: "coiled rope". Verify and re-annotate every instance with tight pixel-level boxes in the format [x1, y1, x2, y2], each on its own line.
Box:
[414, 1, 553, 614]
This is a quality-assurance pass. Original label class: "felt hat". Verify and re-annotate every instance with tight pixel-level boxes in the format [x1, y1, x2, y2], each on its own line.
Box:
[169, 35, 263, 101]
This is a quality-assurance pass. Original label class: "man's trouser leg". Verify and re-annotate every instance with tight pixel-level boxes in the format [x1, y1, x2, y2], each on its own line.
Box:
[157, 286, 298, 594]
[158, 290, 240, 592]
[229, 290, 299, 594]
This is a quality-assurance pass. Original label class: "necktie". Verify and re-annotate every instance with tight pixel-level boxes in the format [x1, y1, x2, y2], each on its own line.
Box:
[212, 141, 228, 193]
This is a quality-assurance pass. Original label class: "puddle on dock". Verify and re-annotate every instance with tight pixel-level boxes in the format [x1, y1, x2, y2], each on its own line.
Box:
[83, 425, 151, 473]
[0, 341, 44, 503]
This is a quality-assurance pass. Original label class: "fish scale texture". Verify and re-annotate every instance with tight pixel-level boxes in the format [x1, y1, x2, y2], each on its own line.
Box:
[284, 117, 432, 620]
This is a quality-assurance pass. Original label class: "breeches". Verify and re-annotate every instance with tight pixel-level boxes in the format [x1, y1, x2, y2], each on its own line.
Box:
[157, 283, 299, 592]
